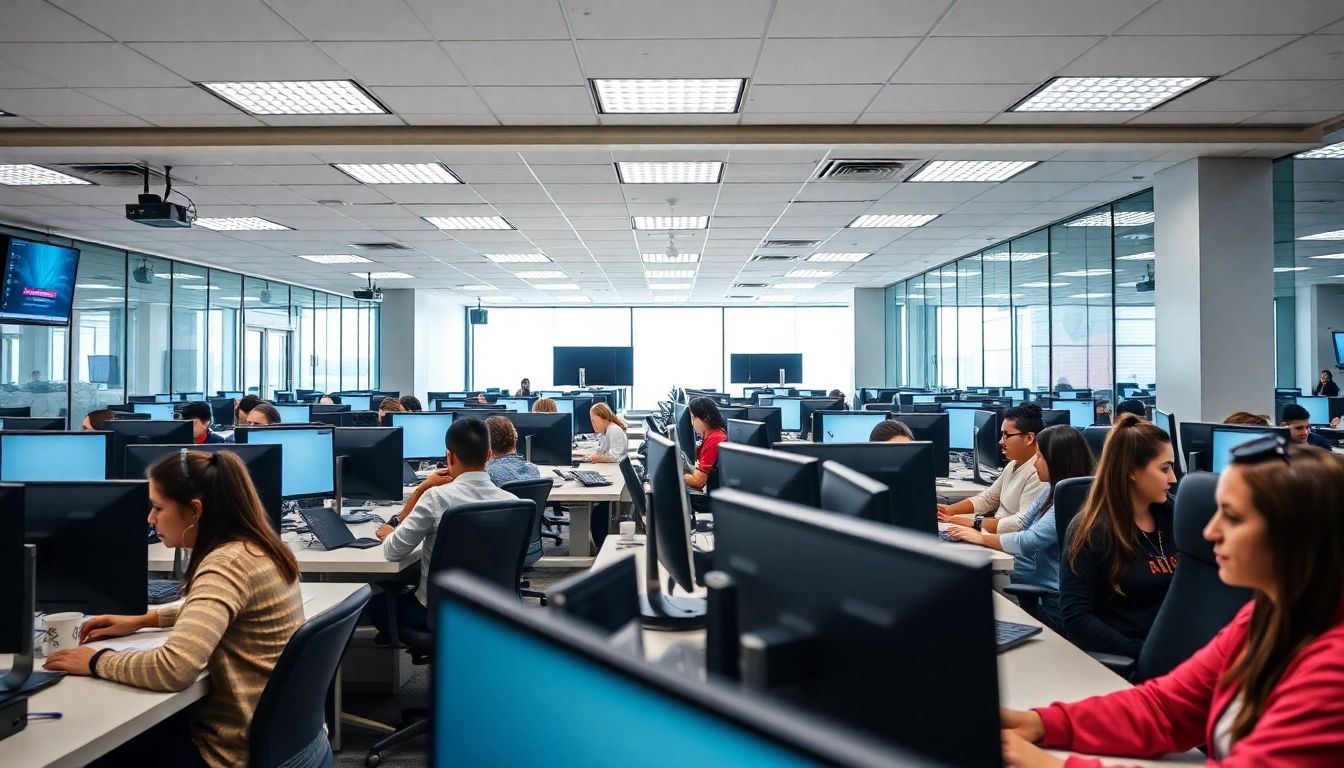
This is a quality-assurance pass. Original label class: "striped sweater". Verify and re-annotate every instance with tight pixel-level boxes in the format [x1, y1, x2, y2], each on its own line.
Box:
[95, 541, 303, 768]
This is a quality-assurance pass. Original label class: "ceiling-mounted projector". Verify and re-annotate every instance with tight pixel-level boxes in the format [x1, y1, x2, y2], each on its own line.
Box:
[353, 288, 383, 301]
[125, 165, 195, 228]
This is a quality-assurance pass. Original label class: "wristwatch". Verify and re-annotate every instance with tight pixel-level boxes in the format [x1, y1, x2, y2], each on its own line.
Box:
[387, 515, 400, 528]
[973, 514, 985, 532]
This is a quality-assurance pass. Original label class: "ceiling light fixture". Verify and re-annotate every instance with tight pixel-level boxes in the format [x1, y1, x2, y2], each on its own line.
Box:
[633, 216, 709, 230]
[591, 79, 745, 114]
[642, 252, 700, 263]
[786, 269, 836, 278]
[1012, 76, 1208, 112]
[332, 162, 460, 184]
[194, 217, 290, 231]
[648, 283, 692, 290]
[535, 283, 580, 290]
[1294, 142, 1344, 160]
[1299, 230, 1344, 241]
[806, 252, 870, 263]
[425, 216, 513, 230]
[512, 270, 567, 279]
[1115, 252, 1155, 261]
[847, 214, 939, 228]
[485, 253, 551, 263]
[909, 160, 1038, 182]
[616, 161, 724, 184]
[350, 271, 414, 279]
[297, 254, 371, 264]
[644, 270, 696, 279]
[199, 80, 387, 115]
[1273, 267, 1310, 272]
[981, 251, 1047, 262]
[1055, 268, 1112, 277]
[0, 164, 91, 185]
[1309, 253, 1344, 259]
[554, 295, 592, 303]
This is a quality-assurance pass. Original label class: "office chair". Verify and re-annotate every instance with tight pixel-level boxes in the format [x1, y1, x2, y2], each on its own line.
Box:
[1089, 473, 1253, 681]
[1002, 477, 1093, 625]
[1082, 426, 1111, 460]
[249, 585, 371, 768]
[501, 476, 555, 605]
[617, 456, 647, 531]
[369, 498, 535, 767]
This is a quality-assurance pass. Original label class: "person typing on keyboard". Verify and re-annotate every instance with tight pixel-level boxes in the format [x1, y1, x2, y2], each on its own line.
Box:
[373, 417, 514, 633]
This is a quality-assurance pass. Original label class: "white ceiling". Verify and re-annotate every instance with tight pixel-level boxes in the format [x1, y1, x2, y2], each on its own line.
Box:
[1, 0, 1342, 304]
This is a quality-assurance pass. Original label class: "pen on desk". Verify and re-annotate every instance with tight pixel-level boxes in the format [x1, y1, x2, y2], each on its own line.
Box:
[27, 712, 62, 721]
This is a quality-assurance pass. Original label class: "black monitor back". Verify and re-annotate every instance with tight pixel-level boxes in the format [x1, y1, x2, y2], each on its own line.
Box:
[973, 410, 1006, 472]
[818, 461, 890, 522]
[1179, 422, 1215, 472]
[774, 441, 937, 535]
[0, 406, 31, 417]
[335, 427, 404, 502]
[501, 412, 572, 466]
[0, 416, 64, 430]
[743, 406, 782, 445]
[1082, 425, 1111, 460]
[726, 419, 770, 449]
[891, 413, 950, 477]
[1040, 409, 1070, 427]
[26, 481, 149, 616]
[555, 397, 596, 435]
[125, 444, 283, 532]
[0, 483, 23, 653]
[798, 398, 844, 440]
[645, 432, 696, 592]
[208, 397, 236, 428]
[718, 406, 749, 421]
[105, 419, 194, 478]
[716, 443, 819, 506]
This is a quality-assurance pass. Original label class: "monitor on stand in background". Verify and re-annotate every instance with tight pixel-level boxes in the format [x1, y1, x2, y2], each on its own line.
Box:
[891, 413, 950, 477]
[971, 410, 1004, 486]
[503, 413, 573, 466]
[1039, 409, 1070, 428]
[0, 432, 112, 482]
[717, 443, 819, 506]
[104, 420, 194, 479]
[235, 426, 335, 500]
[774, 441, 937, 535]
[813, 411, 889, 443]
[124, 443, 283, 532]
[1152, 408, 1183, 477]
[743, 407, 782, 445]
[334, 427, 405, 507]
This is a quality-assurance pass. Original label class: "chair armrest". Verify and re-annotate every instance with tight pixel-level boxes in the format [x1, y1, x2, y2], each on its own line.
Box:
[372, 581, 416, 649]
[1002, 584, 1054, 598]
[1087, 651, 1136, 677]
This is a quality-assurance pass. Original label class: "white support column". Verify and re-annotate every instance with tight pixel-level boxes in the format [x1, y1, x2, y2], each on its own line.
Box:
[1154, 157, 1275, 423]
[377, 289, 468, 402]
[852, 287, 886, 389]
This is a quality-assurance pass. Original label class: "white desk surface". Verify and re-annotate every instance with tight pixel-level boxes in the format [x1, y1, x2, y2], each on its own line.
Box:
[1, 582, 364, 768]
[937, 522, 1015, 572]
[939, 474, 988, 502]
[539, 460, 630, 503]
[591, 537, 1200, 767]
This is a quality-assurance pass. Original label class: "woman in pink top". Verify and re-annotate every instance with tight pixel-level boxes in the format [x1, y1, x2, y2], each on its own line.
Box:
[999, 437, 1344, 767]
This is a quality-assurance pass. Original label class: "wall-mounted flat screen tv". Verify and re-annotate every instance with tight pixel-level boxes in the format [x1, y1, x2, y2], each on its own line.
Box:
[0, 236, 80, 326]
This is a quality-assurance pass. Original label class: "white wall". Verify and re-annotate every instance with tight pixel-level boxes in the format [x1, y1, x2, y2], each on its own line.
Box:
[378, 289, 468, 402]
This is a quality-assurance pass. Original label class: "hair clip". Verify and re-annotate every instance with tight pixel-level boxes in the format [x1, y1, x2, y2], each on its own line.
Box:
[180, 448, 190, 479]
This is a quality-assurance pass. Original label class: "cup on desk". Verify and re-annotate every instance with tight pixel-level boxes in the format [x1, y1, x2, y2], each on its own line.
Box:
[619, 520, 636, 541]
[40, 612, 83, 656]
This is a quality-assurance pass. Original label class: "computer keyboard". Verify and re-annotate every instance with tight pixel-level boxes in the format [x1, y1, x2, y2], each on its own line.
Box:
[995, 620, 1043, 652]
[148, 579, 182, 605]
[571, 470, 613, 487]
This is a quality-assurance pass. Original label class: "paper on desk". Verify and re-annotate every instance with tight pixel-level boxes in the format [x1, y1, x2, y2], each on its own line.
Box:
[84, 628, 172, 653]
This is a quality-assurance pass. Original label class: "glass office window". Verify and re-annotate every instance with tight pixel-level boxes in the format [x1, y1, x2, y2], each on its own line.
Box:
[982, 245, 1012, 386]
[723, 307, 853, 396]
[70, 244, 127, 426]
[957, 257, 983, 388]
[171, 262, 208, 395]
[905, 274, 928, 388]
[1010, 231, 1051, 391]
[929, 267, 954, 387]
[473, 308, 557, 390]
[340, 296, 358, 391]
[1051, 205, 1114, 395]
[367, 302, 380, 389]
[291, 288, 315, 392]
[632, 307, 722, 409]
[885, 282, 905, 386]
[126, 255, 172, 396]
[324, 294, 342, 393]
[1113, 191, 1156, 391]
[208, 270, 240, 396]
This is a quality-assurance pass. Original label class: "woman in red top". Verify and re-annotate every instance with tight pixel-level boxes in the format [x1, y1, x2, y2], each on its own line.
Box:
[999, 437, 1344, 767]
[684, 397, 727, 491]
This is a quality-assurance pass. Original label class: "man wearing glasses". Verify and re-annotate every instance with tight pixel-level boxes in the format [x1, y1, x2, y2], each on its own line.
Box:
[938, 402, 1046, 534]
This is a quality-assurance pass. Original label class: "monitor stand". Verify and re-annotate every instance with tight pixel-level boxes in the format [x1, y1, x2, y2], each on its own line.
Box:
[0, 545, 65, 698]
[639, 487, 706, 631]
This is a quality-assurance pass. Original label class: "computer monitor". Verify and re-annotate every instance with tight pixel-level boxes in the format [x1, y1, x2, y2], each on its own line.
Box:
[818, 461, 890, 522]
[501, 413, 573, 466]
[744, 406, 782, 445]
[774, 442, 937, 535]
[1294, 396, 1331, 426]
[1050, 399, 1094, 428]
[717, 443, 819, 506]
[334, 427, 404, 502]
[496, 397, 534, 413]
[25, 481, 149, 616]
[218, 390, 244, 399]
[1210, 425, 1289, 474]
[1040, 409, 1070, 428]
[1152, 408, 1182, 475]
[387, 412, 456, 461]
[972, 410, 1005, 483]
[104, 419, 194, 479]
[798, 398, 844, 440]
[1275, 387, 1303, 398]
[311, 403, 351, 414]
[945, 407, 977, 451]
[555, 397, 596, 435]
[0, 416, 64, 431]
[433, 400, 468, 411]
[890, 414, 950, 478]
[0, 406, 31, 417]
[673, 402, 697, 458]
[1179, 421, 1215, 473]
[644, 432, 700, 599]
[342, 394, 374, 411]
[911, 394, 937, 404]
[124, 444, 283, 532]
[770, 397, 803, 433]
[726, 419, 769, 449]
[1082, 425, 1111, 459]
[547, 555, 642, 645]
[813, 411, 888, 443]
[431, 571, 937, 768]
[132, 402, 177, 419]
[718, 406, 749, 421]
[0, 483, 23, 655]
[709, 489, 1000, 767]
[272, 404, 312, 423]
[235, 426, 336, 499]
[209, 397, 236, 427]
[0, 431, 110, 481]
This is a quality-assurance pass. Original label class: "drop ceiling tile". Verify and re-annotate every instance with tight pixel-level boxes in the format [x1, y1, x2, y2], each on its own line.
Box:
[129, 42, 351, 81]
[1225, 35, 1344, 81]
[49, 0, 305, 41]
[374, 186, 483, 204]
[546, 185, 628, 204]
[1159, 79, 1335, 112]
[879, 182, 997, 202]
[143, 114, 266, 127]
[987, 111, 1136, 124]
[76, 86, 248, 116]
[363, 86, 491, 114]
[287, 185, 394, 205]
[464, 184, 556, 204]
[1061, 35, 1301, 77]
[719, 164, 815, 183]
[578, 39, 759, 78]
[441, 41, 583, 86]
[1, 0, 111, 41]
[891, 36, 1102, 84]
[856, 111, 999, 124]
[475, 86, 594, 114]
[318, 42, 466, 86]
[494, 113, 600, 125]
[1125, 110, 1263, 124]
[527, 164, 619, 184]
[264, 0, 433, 40]
[866, 83, 1032, 112]
[566, 0, 772, 38]
[754, 38, 918, 85]
[744, 84, 882, 112]
[255, 114, 406, 127]
[935, 0, 1148, 35]
[29, 113, 150, 126]
[399, 113, 501, 125]
[770, 0, 950, 38]
[406, 0, 570, 40]
[1118, 0, 1344, 35]
[1279, 82, 1344, 111]
[1240, 110, 1344, 124]
[740, 112, 863, 123]
[0, 42, 186, 88]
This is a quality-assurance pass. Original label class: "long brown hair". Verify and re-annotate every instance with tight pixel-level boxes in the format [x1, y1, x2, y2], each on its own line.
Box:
[533, 398, 558, 413]
[1066, 413, 1171, 595]
[148, 450, 299, 593]
[1221, 446, 1344, 740]
[1035, 425, 1095, 513]
[85, 408, 116, 430]
[590, 401, 626, 430]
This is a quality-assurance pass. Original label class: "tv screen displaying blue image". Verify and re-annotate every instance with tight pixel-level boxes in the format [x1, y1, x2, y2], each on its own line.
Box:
[0, 237, 79, 326]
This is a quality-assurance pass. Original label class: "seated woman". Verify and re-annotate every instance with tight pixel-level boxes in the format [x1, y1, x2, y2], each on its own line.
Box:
[533, 397, 558, 414]
[587, 402, 628, 463]
[484, 415, 540, 486]
[1060, 413, 1177, 658]
[517, 378, 532, 397]
[1000, 439, 1344, 768]
[684, 397, 728, 492]
[945, 425, 1095, 630]
[317, 394, 341, 405]
[399, 395, 423, 412]
[869, 419, 914, 442]
[1224, 411, 1271, 426]
[81, 408, 116, 431]
[44, 450, 305, 768]
[243, 402, 281, 426]
[378, 396, 406, 423]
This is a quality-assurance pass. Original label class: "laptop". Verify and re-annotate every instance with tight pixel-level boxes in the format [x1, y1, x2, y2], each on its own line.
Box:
[298, 506, 381, 550]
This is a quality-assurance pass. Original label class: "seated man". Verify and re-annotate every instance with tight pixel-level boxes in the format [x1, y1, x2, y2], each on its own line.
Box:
[177, 401, 231, 444]
[373, 417, 515, 631]
[1280, 403, 1333, 450]
[484, 414, 540, 486]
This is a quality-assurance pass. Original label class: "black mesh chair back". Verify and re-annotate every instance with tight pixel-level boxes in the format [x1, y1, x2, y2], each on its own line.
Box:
[423, 499, 536, 636]
[501, 477, 553, 568]
[1053, 476, 1094, 554]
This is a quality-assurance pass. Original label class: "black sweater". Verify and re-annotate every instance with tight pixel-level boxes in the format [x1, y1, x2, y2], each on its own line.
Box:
[1315, 380, 1340, 397]
[1060, 498, 1176, 658]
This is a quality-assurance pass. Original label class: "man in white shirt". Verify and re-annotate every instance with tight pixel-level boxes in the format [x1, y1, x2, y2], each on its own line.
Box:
[373, 416, 515, 631]
[938, 402, 1046, 535]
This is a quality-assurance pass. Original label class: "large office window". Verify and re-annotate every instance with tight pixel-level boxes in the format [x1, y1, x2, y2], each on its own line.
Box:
[957, 257, 983, 388]
[126, 255, 171, 396]
[723, 307, 853, 396]
[1050, 206, 1113, 393]
[885, 282, 906, 386]
[171, 262, 208, 395]
[1114, 191, 1156, 389]
[632, 307, 722, 409]
[471, 307, 631, 394]
[208, 270, 241, 396]
[1011, 231, 1051, 391]
[982, 245, 1012, 386]
[70, 245, 126, 426]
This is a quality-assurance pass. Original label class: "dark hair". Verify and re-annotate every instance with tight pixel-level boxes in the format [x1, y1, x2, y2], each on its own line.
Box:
[178, 401, 212, 424]
[1226, 411, 1272, 426]
[249, 402, 281, 425]
[148, 450, 299, 594]
[1115, 399, 1147, 419]
[688, 397, 726, 433]
[448, 416, 491, 466]
[1035, 425, 1095, 512]
[1221, 445, 1344, 740]
[485, 415, 518, 455]
[869, 419, 914, 442]
[237, 394, 262, 414]
[1003, 402, 1045, 435]
[399, 395, 423, 412]
[379, 397, 405, 414]
[1067, 413, 1172, 595]
[85, 408, 116, 430]
[1322, 370, 1335, 382]
[321, 394, 342, 405]
[828, 389, 844, 399]
[1280, 403, 1311, 424]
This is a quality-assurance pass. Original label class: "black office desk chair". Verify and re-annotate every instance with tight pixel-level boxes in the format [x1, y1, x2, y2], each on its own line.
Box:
[617, 456, 646, 530]
[368, 498, 535, 767]
[250, 585, 371, 768]
[1002, 476, 1093, 628]
[501, 476, 555, 605]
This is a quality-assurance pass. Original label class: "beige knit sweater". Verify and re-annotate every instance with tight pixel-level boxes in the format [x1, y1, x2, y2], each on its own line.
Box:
[95, 541, 303, 768]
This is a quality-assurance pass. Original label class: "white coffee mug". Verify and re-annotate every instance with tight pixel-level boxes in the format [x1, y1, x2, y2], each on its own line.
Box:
[619, 520, 636, 541]
[41, 612, 82, 657]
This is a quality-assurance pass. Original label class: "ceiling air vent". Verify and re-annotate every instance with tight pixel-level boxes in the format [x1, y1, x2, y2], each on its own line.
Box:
[347, 242, 410, 250]
[762, 239, 820, 248]
[731, 283, 768, 289]
[813, 159, 915, 182]
[56, 163, 189, 187]
[750, 254, 799, 262]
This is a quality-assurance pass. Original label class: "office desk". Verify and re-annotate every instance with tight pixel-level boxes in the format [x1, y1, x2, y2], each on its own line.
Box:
[535, 461, 630, 562]
[149, 516, 419, 576]
[590, 537, 1201, 768]
[937, 522, 1015, 573]
[1, 583, 363, 768]
[939, 474, 989, 503]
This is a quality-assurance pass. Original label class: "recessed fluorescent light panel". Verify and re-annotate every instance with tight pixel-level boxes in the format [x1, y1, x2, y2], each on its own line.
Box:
[351, 272, 414, 279]
[774, 282, 818, 289]
[786, 269, 835, 278]
[633, 216, 709, 230]
[459, 284, 496, 291]
[642, 252, 700, 263]
[909, 160, 1038, 182]
[485, 253, 551, 263]
[643, 270, 696, 279]
[298, 254, 371, 264]
[648, 283, 692, 290]
[554, 295, 592, 303]
[1299, 230, 1344, 241]
[1309, 253, 1344, 260]
[1012, 77, 1208, 112]
[199, 80, 387, 115]
[592, 79, 745, 114]
[616, 161, 724, 184]
[535, 283, 580, 291]
[806, 253, 870, 263]
[426, 216, 513, 230]
[512, 271, 567, 279]
[1115, 252, 1155, 261]
[1063, 211, 1155, 227]
[848, 214, 939, 228]
[1274, 267, 1310, 272]
[333, 163, 460, 184]
[194, 217, 290, 231]
[0, 164, 92, 186]
[654, 296, 688, 303]
[1294, 142, 1344, 160]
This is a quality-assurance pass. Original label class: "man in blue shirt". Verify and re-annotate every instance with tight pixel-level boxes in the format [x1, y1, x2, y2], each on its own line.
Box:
[1281, 403, 1334, 451]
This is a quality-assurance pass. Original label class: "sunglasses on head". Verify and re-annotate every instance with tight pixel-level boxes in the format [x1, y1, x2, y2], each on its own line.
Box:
[1228, 434, 1291, 465]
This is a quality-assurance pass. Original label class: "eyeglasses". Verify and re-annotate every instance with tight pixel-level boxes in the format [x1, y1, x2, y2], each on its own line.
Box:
[1000, 431, 1028, 440]
[1228, 434, 1291, 465]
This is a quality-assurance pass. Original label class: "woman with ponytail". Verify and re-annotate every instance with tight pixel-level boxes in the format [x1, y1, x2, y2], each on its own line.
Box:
[44, 450, 302, 768]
